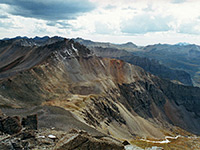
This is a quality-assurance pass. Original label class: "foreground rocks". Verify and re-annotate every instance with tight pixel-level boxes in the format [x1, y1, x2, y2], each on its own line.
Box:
[0, 114, 125, 150]
[0, 128, 125, 150]
[0, 114, 38, 135]
[54, 129, 125, 150]
[22, 114, 38, 130]
[0, 116, 22, 135]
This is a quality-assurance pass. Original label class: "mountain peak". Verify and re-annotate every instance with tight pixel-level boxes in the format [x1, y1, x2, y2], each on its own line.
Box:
[175, 42, 191, 46]
[120, 42, 137, 48]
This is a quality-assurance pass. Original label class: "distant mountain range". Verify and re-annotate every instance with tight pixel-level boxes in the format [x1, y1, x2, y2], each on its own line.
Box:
[74, 38, 197, 86]
[74, 37, 139, 52]
[175, 42, 191, 46]
[134, 43, 200, 87]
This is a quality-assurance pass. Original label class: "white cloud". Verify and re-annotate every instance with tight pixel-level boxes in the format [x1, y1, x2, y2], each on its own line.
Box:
[121, 14, 173, 34]
[171, 0, 186, 4]
[178, 20, 200, 35]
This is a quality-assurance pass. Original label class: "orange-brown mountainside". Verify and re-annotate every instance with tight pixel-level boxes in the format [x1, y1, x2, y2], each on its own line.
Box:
[0, 38, 199, 141]
[73, 38, 193, 86]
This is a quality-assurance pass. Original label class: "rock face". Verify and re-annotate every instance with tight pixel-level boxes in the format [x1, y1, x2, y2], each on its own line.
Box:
[54, 129, 124, 150]
[0, 37, 199, 141]
[0, 116, 22, 135]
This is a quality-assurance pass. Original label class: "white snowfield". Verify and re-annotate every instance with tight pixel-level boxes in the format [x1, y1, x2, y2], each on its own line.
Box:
[72, 43, 79, 55]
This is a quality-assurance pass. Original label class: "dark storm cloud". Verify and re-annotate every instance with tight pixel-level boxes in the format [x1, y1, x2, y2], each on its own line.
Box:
[0, 0, 96, 20]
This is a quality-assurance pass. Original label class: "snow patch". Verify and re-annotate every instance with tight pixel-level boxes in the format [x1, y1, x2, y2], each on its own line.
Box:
[72, 43, 79, 55]
[175, 42, 190, 46]
[48, 135, 56, 139]
[141, 139, 170, 144]
[64, 48, 72, 56]
[100, 60, 106, 68]
[140, 135, 182, 144]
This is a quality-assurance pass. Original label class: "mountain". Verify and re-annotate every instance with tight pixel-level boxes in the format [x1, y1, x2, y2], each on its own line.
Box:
[175, 42, 191, 46]
[0, 37, 199, 149]
[74, 39, 193, 86]
[74, 37, 139, 51]
[2, 36, 29, 40]
[133, 43, 200, 86]
[75, 38, 200, 87]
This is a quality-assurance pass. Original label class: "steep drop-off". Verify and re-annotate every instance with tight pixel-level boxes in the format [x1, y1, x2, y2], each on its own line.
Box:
[0, 38, 199, 141]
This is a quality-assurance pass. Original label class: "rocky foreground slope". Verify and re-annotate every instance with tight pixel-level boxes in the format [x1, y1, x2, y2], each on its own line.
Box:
[0, 37, 199, 149]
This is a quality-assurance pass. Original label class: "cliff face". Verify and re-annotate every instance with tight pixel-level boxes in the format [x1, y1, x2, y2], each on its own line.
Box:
[0, 38, 199, 141]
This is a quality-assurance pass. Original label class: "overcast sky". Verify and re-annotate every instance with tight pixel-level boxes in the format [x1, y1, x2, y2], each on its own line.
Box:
[0, 0, 200, 45]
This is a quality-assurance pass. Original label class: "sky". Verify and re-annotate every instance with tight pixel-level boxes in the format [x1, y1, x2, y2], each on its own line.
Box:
[0, 0, 200, 45]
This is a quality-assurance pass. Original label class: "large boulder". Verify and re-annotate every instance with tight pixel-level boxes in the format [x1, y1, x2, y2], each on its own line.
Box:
[54, 129, 125, 150]
[0, 116, 22, 135]
[22, 114, 38, 130]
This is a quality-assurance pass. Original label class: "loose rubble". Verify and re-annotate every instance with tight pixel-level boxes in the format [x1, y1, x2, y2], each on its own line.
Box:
[0, 114, 125, 150]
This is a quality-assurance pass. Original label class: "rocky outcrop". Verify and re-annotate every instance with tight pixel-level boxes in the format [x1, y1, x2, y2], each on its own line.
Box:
[54, 129, 125, 150]
[0, 116, 22, 135]
[0, 114, 38, 135]
[0, 116, 125, 150]
[22, 114, 38, 130]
